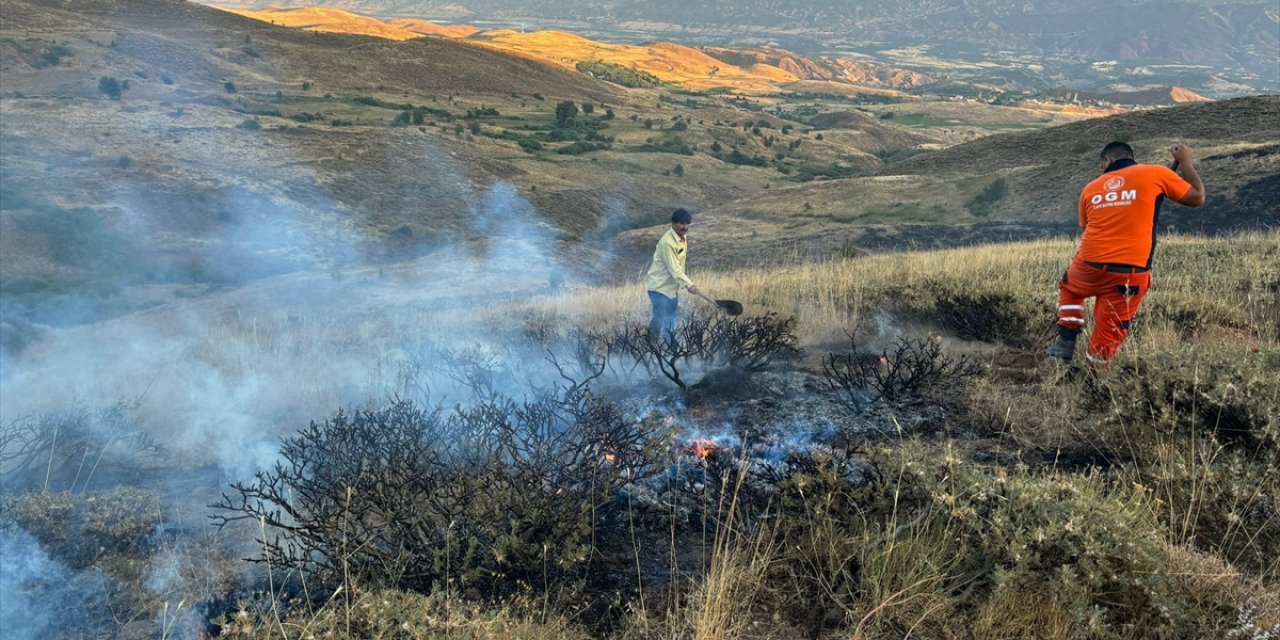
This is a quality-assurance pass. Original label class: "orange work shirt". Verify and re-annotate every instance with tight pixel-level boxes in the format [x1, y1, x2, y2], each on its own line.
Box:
[1076, 159, 1191, 269]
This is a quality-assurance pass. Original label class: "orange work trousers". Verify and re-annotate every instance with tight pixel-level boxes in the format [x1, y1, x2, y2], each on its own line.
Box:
[1056, 258, 1150, 364]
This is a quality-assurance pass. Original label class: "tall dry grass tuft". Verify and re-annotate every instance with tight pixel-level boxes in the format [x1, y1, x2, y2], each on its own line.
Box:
[688, 461, 775, 640]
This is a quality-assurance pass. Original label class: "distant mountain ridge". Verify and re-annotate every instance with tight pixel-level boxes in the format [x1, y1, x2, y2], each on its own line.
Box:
[218, 6, 934, 94]
[212, 5, 1223, 104]
[203, 0, 1279, 90]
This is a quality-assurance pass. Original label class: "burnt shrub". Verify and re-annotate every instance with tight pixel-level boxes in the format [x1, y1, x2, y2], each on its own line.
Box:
[603, 312, 798, 389]
[397, 342, 512, 402]
[211, 392, 669, 598]
[930, 287, 1044, 347]
[0, 402, 153, 492]
[822, 334, 981, 406]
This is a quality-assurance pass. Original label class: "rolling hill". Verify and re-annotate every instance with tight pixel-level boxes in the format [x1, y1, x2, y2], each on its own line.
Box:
[615, 95, 1280, 270]
[220, 5, 934, 96]
[1, 0, 1274, 345]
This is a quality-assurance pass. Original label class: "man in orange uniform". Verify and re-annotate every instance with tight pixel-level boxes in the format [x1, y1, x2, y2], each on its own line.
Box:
[1047, 141, 1205, 367]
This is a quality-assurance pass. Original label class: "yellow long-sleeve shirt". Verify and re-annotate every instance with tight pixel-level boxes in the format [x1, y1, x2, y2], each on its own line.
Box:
[645, 228, 692, 298]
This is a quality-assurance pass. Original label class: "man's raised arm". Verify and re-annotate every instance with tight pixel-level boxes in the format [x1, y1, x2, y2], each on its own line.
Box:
[1171, 144, 1205, 207]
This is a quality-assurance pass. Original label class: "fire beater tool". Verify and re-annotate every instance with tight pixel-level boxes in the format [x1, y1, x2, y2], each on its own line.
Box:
[691, 290, 743, 316]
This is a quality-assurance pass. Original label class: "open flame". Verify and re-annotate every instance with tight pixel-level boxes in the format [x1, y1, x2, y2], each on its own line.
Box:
[689, 438, 717, 460]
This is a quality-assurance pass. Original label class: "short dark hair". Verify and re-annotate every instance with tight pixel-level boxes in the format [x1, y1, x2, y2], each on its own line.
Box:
[1100, 141, 1134, 161]
[671, 208, 692, 224]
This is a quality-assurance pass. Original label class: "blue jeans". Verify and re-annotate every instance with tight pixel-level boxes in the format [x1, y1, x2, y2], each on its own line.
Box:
[648, 291, 678, 339]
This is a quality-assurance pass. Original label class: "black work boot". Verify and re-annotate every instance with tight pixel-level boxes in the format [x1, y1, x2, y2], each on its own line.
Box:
[1046, 327, 1079, 361]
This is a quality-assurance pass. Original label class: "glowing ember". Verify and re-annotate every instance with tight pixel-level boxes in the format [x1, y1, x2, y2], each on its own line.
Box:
[603, 451, 617, 463]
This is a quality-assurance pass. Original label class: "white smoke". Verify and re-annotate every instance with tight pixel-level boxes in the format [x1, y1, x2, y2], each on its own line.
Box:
[0, 526, 111, 640]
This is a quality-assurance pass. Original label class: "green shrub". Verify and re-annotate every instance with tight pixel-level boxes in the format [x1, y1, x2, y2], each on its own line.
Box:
[556, 141, 609, 155]
[633, 133, 694, 155]
[554, 100, 578, 127]
[725, 150, 766, 167]
[216, 588, 591, 639]
[951, 470, 1175, 637]
[97, 76, 121, 99]
[1086, 349, 1280, 576]
[1, 487, 159, 577]
[760, 440, 1274, 638]
[575, 61, 660, 88]
[38, 43, 73, 67]
[965, 177, 1008, 217]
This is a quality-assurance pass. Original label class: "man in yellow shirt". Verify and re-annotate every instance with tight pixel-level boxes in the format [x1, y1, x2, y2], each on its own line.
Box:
[645, 208, 702, 338]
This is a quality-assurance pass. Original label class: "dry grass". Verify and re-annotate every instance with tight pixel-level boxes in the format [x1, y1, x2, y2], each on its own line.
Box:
[523, 231, 1279, 351]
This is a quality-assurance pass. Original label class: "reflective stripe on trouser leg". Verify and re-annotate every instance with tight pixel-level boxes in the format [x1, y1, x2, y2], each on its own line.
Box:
[1056, 269, 1087, 337]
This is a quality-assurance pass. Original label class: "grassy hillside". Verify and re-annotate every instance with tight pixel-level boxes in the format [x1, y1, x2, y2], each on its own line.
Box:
[3, 230, 1276, 638]
[640, 94, 1279, 272]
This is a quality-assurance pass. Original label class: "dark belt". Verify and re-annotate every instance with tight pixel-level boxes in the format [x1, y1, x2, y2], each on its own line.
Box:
[1085, 261, 1148, 274]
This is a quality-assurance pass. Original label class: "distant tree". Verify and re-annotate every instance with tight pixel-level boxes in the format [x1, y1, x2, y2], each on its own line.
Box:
[555, 100, 578, 127]
[98, 76, 122, 100]
[643, 118, 654, 129]
[160, 73, 174, 85]
[574, 61, 660, 88]
[710, 140, 723, 154]
[239, 118, 261, 131]
[673, 163, 684, 177]
[224, 81, 237, 93]
[120, 79, 130, 91]
[468, 121, 481, 135]
[38, 43, 73, 68]
[604, 108, 615, 119]
[672, 120, 688, 131]
[301, 81, 312, 91]
[582, 102, 594, 114]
